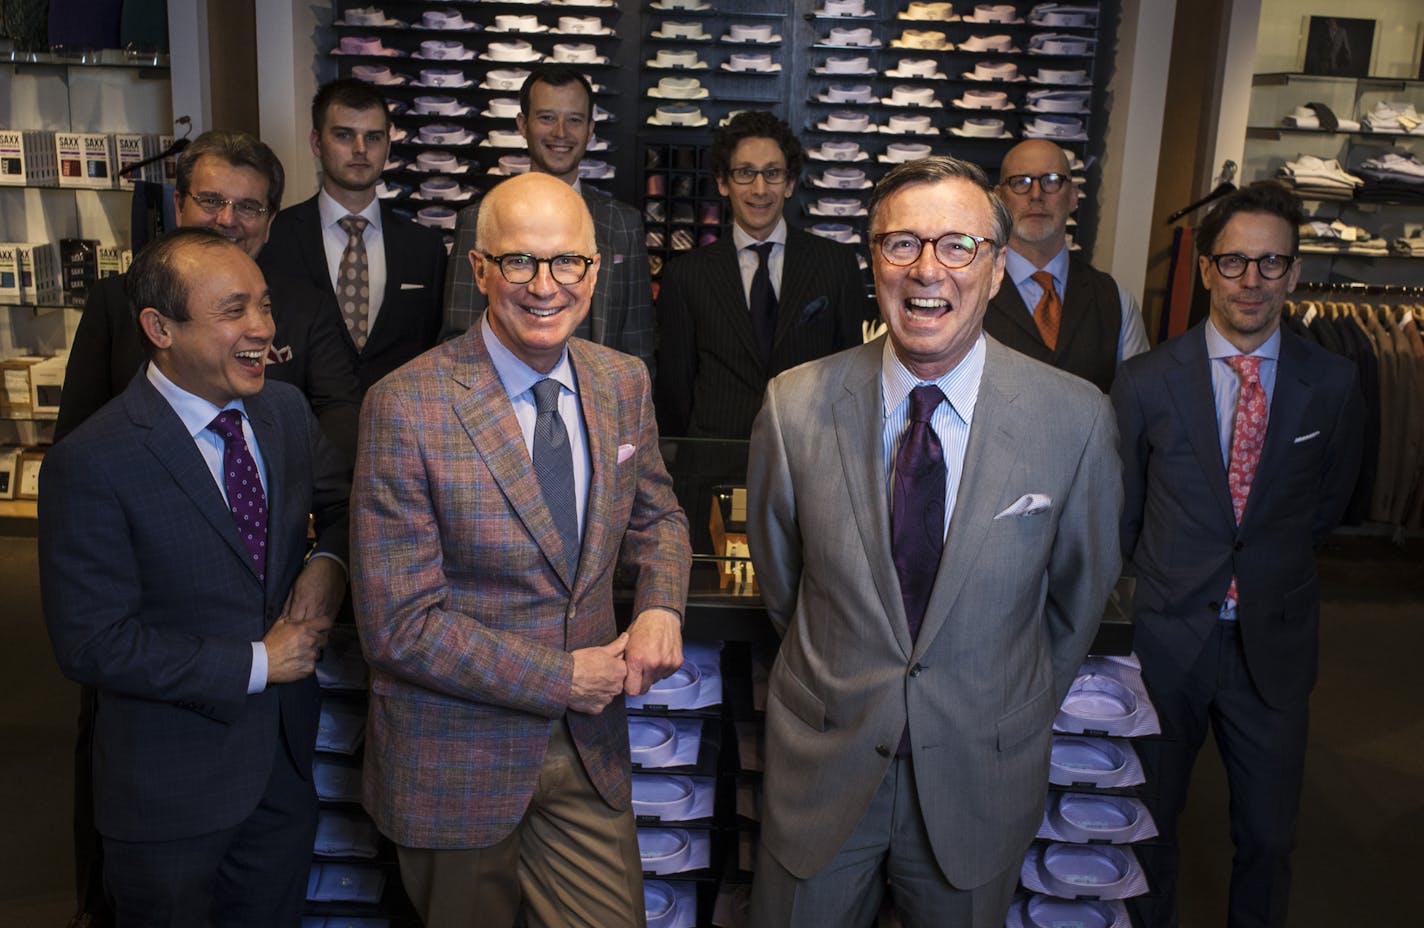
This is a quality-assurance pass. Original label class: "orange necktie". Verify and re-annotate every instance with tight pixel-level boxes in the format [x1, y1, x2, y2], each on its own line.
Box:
[1031, 270, 1061, 351]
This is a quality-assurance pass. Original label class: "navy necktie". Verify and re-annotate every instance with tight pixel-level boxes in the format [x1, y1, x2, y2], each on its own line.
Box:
[532, 378, 580, 577]
[891, 385, 947, 643]
[748, 241, 779, 368]
[206, 410, 268, 581]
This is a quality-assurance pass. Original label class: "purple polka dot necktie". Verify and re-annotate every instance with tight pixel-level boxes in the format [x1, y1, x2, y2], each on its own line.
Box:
[207, 409, 268, 580]
[891, 384, 947, 643]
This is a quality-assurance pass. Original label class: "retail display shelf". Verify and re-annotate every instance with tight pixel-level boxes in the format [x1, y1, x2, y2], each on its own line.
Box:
[0, 499, 36, 519]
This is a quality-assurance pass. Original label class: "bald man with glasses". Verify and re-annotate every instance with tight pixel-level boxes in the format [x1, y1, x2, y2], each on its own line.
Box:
[985, 139, 1149, 392]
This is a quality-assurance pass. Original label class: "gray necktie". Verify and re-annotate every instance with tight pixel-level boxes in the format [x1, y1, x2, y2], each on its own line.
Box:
[532, 378, 580, 576]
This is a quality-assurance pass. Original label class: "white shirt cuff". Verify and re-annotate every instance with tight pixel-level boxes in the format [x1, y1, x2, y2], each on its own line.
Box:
[248, 641, 268, 694]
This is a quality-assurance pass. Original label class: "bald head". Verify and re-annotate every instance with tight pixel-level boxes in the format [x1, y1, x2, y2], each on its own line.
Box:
[997, 140, 1076, 263]
[476, 172, 596, 256]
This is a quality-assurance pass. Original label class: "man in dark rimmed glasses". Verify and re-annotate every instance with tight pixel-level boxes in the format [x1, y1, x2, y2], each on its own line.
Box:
[352, 172, 690, 928]
[746, 156, 1122, 928]
[1112, 181, 1364, 928]
[985, 139, 1149, 393]
[656, 109, 872, 438]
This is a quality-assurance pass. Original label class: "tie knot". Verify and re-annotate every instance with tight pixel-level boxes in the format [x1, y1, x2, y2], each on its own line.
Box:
[532, 378, 562, 413]
[1228, 355, 1263, 385]
[749, 241, 775, 265]
[1031, 270, 1056, 295]
[207, 409, 244, 442]
[908, 384, 944, 423]
[339, 215, 368, 238]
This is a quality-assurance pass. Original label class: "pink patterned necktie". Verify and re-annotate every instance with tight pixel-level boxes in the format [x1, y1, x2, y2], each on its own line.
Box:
[1224, 355, 1266, 604]
[207, 410, 268, 580]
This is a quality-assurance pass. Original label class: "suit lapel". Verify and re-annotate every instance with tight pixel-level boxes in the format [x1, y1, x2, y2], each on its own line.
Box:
[570, 343, 613, 595]
[245, 394, 285, 592]
[364, 201, 405, 359]
[710, 239, 764, 367]
[1166, 326, 1235, 526]
[833, 342, 913, 657]
[128, 376, 259, 581]
[1244, 329, 1310, 528]
[296, 198, 334, 301]
[582, 189, 610, 348]
[913, 344, 1018, 658]
[451, 333, 577, 588]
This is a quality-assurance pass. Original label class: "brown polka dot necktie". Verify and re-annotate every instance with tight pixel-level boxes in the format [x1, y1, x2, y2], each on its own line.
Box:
[338, 215, 371, 350]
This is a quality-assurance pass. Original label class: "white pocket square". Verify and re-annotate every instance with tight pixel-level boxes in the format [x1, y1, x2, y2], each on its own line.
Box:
[400, 282, 425, 290]
[616, 443, 636, 464]
[994, 493, 1053, 520]
[1293, 430, 1320, 444]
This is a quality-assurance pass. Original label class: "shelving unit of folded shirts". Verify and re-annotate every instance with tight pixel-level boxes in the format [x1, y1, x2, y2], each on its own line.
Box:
[1245, 72, 1424, 287]
[1011, 577, 1161, 925]
[330, 0, 634, 248]
[797, 1, 1102, 256]
[308, 626, 419, 926]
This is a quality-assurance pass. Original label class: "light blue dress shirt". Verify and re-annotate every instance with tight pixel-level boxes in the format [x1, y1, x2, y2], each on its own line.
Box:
[147, 362, 271, 694]
[1005, 246, 1150, 364]
[481, 314, 592, 538]
[879, 334, 987, 540]
[1203, 319, 1280, 620]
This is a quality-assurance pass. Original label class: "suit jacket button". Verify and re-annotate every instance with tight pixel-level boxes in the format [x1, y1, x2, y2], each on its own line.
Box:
[1234, 541, 1245, 551]
[1208, 601, 1220, 612]
[875, 744, 891, 757]
[908, 663, 923, 677]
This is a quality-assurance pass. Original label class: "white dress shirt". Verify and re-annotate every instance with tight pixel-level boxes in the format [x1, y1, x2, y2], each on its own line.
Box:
[730, 217, 788, 308]
[318, 189, 388, 331]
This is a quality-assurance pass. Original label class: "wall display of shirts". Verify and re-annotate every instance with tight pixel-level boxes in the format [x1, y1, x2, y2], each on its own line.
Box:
[1244, 71, 1424, 288]
[324, 1, 1118, 274]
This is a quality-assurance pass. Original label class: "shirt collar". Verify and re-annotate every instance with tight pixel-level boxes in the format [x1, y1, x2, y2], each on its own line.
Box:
[145, 360, 247, 438]
[480, 313, 577, 401]
[1205, 318, 1281, 361]
[731, 217, 788, 252]
[880, 332, 986, 426]
[1005, 244, 1069, 288]
[318, 188, 382, 234]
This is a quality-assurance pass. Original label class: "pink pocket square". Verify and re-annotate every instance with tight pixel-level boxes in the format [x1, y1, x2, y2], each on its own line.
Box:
[617, 443, 636, 463]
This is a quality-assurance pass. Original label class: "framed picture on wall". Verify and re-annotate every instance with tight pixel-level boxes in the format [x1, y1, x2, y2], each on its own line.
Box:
[1301, 16, 1374, 78]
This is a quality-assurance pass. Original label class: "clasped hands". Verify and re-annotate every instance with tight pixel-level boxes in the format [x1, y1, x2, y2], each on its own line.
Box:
[263, 556, 347, 685]
[569, 608, 683, 714]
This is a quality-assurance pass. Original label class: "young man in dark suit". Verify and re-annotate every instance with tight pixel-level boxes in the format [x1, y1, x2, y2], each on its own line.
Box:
[1112, 182, 1365, 928]
[442, 66, 655, 370]
[655, 110, 874, 438]
[260, 78, 447, 394]
[41, 229, 350, 926]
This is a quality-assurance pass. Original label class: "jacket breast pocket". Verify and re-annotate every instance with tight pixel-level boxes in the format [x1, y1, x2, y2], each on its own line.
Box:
[769, 664, 826, 732]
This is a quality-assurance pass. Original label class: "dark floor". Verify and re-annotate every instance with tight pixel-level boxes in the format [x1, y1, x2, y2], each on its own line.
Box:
[1, 526, 1419, 927]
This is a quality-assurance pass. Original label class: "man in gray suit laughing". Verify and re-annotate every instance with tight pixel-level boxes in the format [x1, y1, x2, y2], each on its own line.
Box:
[746, 156, 1122, 927]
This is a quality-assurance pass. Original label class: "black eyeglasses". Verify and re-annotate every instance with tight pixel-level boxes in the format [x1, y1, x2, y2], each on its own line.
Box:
[725, 167, 789, 186]
[1207, 253, 1295, 280]
[482, 252, 595, 285]
[183, 192, 270, 220]
[872, 231, 997, 269]
[1001, 172, 1069, 195]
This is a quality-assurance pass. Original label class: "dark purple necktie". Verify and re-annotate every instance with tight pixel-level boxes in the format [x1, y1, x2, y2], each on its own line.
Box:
[748, 241, 779, 369]
[891, 384, 947, 643]
[207, 409, 268, 580]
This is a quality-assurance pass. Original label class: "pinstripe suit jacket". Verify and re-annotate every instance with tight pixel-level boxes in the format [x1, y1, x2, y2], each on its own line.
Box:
[441, 185, 655, 370]
[747, 338, 1122, 886]
[39, 372, 350, 843]
[655, 227, 873, 439]
[351, 328, 690, 849]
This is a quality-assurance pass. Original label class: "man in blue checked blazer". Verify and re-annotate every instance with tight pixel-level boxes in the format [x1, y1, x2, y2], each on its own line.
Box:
[442, 65, 656, 371]
[40, 229, 351, 927]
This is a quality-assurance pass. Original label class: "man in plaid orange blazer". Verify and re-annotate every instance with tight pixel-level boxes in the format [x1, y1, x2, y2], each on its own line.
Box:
[352, 173, 691, 927]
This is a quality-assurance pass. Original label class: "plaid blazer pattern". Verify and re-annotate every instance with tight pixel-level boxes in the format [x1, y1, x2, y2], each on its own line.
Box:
[440, 185, 655, 370]
[352, 329, 690, 848]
